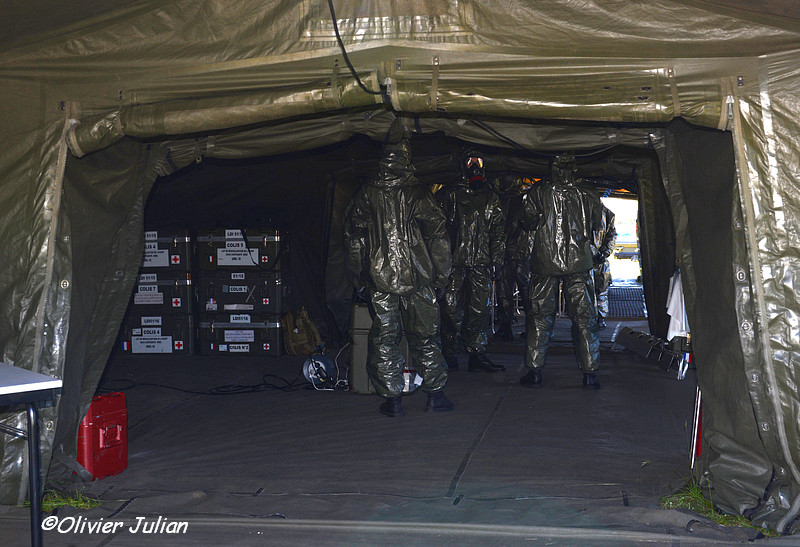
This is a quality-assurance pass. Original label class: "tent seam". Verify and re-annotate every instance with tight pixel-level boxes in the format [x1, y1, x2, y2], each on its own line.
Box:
[757, 69, 800, 531]
[31, 110, 70, 375]
[730, 88, 800, 516]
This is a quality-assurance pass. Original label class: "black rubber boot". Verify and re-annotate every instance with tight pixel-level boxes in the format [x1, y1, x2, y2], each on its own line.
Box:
[425, 391, 454, 413]
[519, 368, 543, 388]
[468, 353, 506, 373]
[583, 373, 601, 390]
[379, 396, 405, 417]
[444, 354, 459, 371]
[494, 322, 513, 341]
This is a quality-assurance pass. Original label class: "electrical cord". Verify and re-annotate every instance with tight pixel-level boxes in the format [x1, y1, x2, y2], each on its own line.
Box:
[305, 344, 345, 391]
[100, 344, 354, 396]
[326, 0, 384, 97]
[333, 342, 350, 390]
[470, 118, 621, 161]
[99, 345, 356, 395]
[237, 225, 286, 273]
[470, 118, 534, 153]
[97, 371, 315, 396]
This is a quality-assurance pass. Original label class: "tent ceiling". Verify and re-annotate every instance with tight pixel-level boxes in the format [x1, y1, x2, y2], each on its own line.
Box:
[5, 1, 800, 54]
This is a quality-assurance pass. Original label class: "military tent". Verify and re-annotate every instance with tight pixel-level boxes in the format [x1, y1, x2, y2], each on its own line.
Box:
[2, 0, 800, 534]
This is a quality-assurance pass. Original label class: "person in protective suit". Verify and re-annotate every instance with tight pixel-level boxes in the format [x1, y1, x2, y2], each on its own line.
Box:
[438, 148, 506, 373]
[343, 120, 454, 417]
[519, 153, 604, 389]
[493, 174, 532, 341]
[592, 205, 617, 329]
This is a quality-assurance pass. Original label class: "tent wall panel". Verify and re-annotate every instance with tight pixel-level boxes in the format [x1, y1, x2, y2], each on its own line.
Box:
[46, 139, 159, 486]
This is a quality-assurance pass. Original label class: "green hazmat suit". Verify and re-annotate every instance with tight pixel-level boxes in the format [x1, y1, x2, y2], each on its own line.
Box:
[439, 152, 505, 359]
[493, 175, 532, 338]
[343, 134, 452, 398]
[521, 154, 603, 372]
[592, 205, 617, 323]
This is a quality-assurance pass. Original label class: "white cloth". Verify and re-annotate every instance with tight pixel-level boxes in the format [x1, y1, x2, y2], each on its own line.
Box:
[666, 271, 690, 340]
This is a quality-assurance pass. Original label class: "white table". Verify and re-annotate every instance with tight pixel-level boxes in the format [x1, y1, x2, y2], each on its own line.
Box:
[0, 362, 62, 547]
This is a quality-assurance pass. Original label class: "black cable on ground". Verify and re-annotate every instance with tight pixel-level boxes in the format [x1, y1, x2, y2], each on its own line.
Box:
[97, 372, 316, 396]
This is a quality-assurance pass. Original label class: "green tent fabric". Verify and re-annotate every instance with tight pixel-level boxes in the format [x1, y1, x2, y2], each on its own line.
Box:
[2, 0, 800, 533]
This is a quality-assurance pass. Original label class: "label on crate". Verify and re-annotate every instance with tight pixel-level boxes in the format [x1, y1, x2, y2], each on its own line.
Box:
[227, 285, 249, 294]
[139, 273, 158, 283]
[137, 284, 158, 293]
[229, 344, 250, 353]
[132, 336, 172, 353]
[231, 272, 245, 280]
[230, 314, 251, 323]
[224, 329, 254, 342]
[145, 231, 158, 241]
[141, 316, 162, 326]
[134, 292, 164, 305]
[224, 304, 254, 311]
[141, 327, 161, 336]
[143, 241, 169, 267]
[216, 248, 259, 266]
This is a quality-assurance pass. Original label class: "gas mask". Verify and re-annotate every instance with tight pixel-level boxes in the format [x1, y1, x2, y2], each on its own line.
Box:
[462, 152, 486, 190]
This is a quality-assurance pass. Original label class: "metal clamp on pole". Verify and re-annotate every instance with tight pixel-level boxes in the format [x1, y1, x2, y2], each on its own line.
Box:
[429, 56, 440, 111]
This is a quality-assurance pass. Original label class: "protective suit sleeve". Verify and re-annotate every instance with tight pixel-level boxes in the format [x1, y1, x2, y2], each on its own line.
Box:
[589, 194, 604, 242]
[487, 193, 506, 267]
[520, 189, 541, 232]
[437, 188, 455, 227]
[342, 191, 370, 289]
[598, 209, 617, 260]
[416, 191, 452, 288]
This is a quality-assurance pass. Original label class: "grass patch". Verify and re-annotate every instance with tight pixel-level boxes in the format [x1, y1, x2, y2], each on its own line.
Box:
[660, 478, 778, 537]
[25, 489, 103, 512]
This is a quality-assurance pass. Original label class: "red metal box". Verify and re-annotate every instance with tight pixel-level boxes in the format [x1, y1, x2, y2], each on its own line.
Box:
[77, 392, 128, 479]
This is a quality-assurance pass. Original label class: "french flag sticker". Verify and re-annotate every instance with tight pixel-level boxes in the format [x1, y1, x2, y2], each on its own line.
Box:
[210, 343, 216, 350]
[121, 341, 130, 351]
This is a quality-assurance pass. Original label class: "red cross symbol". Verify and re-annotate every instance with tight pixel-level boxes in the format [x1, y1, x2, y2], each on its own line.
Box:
[171, 254, 181, 264]
[261, 255, 268, 262]
[263, 343, 270, 351]
[172, 298, 182, 307]
[262, 298, 270, 305]
[174, 340, 183, 350]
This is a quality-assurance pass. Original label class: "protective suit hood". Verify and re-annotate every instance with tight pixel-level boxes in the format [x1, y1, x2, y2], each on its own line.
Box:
[373, 139, 418, 188]
[551, 153, 578, 187]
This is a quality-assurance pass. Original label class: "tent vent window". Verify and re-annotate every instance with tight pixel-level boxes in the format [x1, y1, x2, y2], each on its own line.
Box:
[302, 0, 474, 41]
